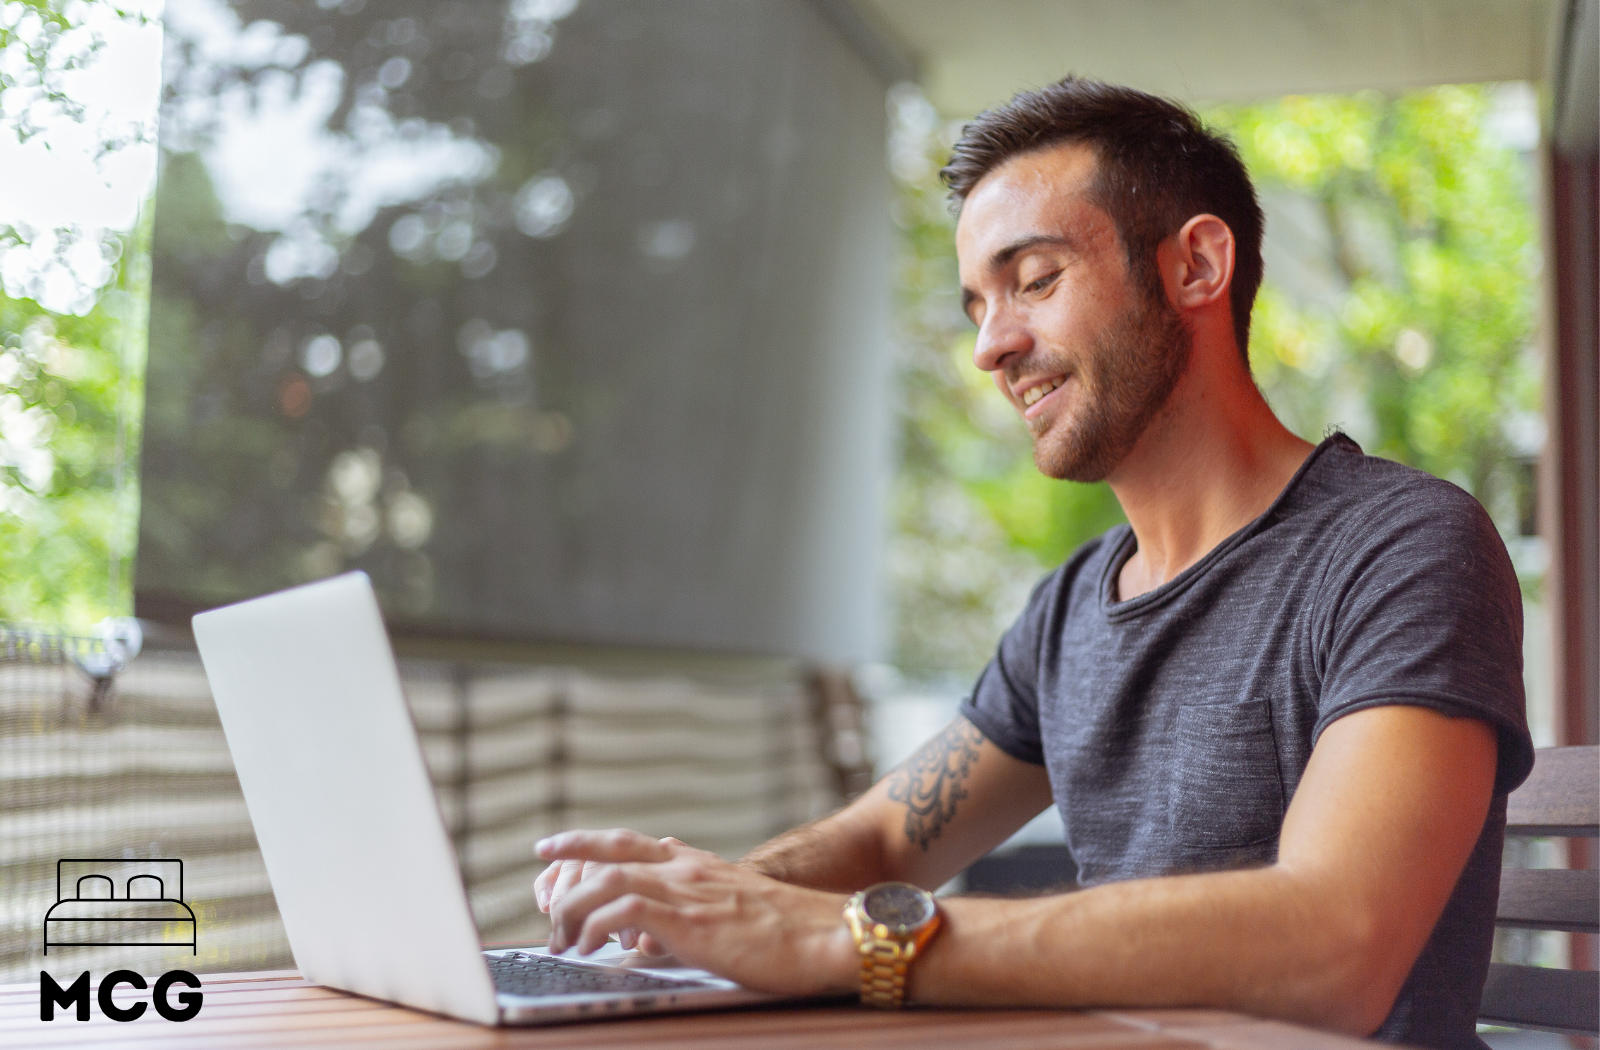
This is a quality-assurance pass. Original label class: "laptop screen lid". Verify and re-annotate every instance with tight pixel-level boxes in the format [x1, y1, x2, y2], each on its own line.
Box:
[193, 572, 500, 1024]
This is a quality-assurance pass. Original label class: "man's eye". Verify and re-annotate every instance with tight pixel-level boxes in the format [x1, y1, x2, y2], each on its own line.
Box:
[1024, 272, 1057, 294]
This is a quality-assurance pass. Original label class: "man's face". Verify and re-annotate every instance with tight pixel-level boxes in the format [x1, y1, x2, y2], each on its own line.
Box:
[955, 143, 1191, 483]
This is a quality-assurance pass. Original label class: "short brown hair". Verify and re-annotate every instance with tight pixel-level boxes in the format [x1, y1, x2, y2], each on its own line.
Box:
[942, 76, 1264, 359]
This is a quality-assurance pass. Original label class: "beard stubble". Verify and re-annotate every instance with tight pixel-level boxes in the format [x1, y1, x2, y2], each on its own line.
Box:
[1030, 290, 1193, 483]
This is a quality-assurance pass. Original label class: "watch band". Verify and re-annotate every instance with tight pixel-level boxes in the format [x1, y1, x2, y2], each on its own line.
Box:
[857, 937, 912, 1007]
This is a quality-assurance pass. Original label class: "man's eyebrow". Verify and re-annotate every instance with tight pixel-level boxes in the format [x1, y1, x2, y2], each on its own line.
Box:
[960, 234, 1075, 322]
[989, 234, 1074, 272]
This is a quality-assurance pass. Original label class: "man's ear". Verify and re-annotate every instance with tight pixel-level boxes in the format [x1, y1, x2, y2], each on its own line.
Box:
[1159, 214, 1235, 311]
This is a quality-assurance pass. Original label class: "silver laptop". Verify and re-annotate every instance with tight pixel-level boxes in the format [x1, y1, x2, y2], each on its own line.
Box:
[192, 571, 783, 1025]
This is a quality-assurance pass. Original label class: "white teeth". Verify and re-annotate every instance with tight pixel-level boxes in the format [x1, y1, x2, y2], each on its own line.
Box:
[1021, 377, 1064, 407]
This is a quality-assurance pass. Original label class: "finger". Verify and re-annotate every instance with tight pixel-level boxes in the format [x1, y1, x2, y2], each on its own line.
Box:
[536, 828, 677, 864]
[616, 927, 671, 955]
[636, 930, 672, 957]
[576, 893, 671, 956]
[547, 859, 590, 914]
[533, 860, 566, 911]
[550, 862, 667, 954]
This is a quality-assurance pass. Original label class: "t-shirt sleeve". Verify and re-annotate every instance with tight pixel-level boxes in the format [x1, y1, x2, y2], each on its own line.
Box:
[957, 568, 1063, 766]
[1312, 479, 1535, 795]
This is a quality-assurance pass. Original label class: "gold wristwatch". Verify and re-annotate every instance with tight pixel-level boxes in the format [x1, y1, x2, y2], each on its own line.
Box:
[843, 882, 942, 1007]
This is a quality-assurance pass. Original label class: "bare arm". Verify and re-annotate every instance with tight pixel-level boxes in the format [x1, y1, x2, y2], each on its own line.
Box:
[906, 705, 1498, 1034]
[739, 715, 1054, 891]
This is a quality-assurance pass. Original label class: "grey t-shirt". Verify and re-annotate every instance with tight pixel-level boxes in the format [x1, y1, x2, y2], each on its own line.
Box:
[959, 434, 1534, 1050]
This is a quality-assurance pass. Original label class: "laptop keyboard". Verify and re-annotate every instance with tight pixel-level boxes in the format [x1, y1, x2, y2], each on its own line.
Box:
[487, 951, 704, 997]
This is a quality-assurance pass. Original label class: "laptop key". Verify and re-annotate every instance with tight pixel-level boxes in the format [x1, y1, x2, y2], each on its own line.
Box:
[488, 951, 704, 997]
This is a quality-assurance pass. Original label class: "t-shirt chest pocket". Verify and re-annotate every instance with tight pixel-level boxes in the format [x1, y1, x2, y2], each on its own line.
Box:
[1166, 695, 1286, 852]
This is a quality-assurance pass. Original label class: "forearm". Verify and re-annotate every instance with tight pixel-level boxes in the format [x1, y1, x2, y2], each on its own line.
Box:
[738, 806, 895, 892]
[916, 864, 1389, 1035]
[743, 716, 1053, 892]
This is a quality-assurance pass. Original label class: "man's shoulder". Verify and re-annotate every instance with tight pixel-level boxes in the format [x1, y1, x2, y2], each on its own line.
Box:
[1287, 445, 1521, 645]
[1296, 434, 1496, 540]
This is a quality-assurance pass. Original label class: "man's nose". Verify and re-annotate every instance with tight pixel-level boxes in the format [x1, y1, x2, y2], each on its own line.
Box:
[973, 308, 1031, 373]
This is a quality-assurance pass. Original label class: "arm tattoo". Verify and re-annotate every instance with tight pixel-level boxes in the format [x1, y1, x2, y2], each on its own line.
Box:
[885, 720, 984, 851]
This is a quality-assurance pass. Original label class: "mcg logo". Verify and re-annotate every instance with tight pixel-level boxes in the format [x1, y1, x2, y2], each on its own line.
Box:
[38, 857, 205, 1022]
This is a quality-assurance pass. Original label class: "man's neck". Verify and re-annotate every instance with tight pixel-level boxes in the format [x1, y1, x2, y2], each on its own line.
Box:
[1107, 366, 1314, 603]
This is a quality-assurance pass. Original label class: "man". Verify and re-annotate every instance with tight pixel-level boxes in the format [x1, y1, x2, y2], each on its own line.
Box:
[534, 77, 1532, 1050]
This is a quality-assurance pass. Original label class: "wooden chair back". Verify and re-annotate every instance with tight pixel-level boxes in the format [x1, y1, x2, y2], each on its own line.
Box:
[1478, 745, 1599, 1036]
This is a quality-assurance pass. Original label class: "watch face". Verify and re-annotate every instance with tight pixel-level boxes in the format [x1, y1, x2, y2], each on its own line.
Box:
[862, 883, 935, 933]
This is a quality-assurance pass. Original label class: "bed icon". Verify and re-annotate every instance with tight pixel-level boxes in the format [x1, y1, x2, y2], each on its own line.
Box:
[42, 859, 197, 955]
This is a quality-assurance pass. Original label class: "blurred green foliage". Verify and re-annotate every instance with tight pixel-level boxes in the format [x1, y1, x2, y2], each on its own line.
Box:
[889, 84, 1540, 679]
[0, 0, 147, 631]
[0, 223, 147, 630]
[1210, 88, 1541, 513]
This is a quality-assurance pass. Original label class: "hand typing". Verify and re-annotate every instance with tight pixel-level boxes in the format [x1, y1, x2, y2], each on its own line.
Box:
[533, 828, 857, 997]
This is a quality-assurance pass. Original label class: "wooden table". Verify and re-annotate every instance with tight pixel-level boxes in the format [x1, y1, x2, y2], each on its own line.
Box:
[3, 969, 1382, 1049]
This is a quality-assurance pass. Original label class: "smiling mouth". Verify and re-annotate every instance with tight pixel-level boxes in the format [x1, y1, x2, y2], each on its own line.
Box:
[1020, 376, 1066, 408]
